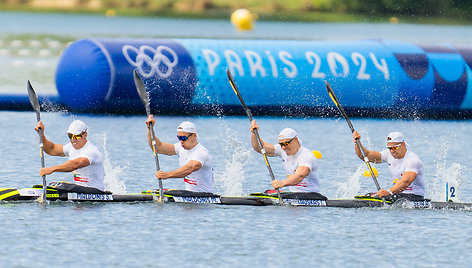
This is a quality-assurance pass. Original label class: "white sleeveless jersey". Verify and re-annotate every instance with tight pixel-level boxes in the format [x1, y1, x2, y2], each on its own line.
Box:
[274, 145, 320, 193]
[380, 150, 425, 196]
[174, 143, 214, 193]
[63, 141, 105, 191]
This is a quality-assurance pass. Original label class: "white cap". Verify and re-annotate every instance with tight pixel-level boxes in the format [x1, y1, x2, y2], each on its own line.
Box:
[278, 128, 297, 140]
[66, 120, 87, 135]
[177, 121, 197, 133]
[387, 131, 406, 144]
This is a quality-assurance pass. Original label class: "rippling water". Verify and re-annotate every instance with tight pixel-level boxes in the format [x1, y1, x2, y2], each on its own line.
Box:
[2, 111, 472, 267]
[1, 11, 472, 267]
[3, 201, 472, 267]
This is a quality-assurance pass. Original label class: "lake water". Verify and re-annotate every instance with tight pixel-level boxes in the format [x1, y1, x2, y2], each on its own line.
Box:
[1, 11, 472, 267]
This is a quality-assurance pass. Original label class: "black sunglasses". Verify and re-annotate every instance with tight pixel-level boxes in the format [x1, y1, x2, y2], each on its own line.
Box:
[177, 133, 194, 142]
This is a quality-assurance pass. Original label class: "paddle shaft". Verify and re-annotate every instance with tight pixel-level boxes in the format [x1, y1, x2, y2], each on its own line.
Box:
[149, 124, 164, 197]
[36, 117, 47, 201]
[27, 81, 47, 202]
[325, 82, 383, 194]
[133, 69, 164, 201]
[331, 98, 381, 190]
[226, 69, 283, 203]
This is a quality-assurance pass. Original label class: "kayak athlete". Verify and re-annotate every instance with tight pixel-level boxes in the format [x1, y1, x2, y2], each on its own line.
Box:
[35, 120, 105, 191]
[249, 120, 325, 199]
[146, 115, 214, 193]
[353, 131, 425, 201]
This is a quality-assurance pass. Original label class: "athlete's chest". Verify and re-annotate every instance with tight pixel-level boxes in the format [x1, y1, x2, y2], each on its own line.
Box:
[387, 158, 407, 176]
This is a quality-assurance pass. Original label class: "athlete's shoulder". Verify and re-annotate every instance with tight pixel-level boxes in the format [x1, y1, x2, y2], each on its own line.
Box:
[196, 143, 211, 157]
[85, 141, 99, 149]
[84, 142, 102, 154]
[300, 146, 316, 159]
[197, 143, 208, 151]
[63, 142, 72, 150]
[174, 142, 184, 153]
[405, 150, 422, 160]
[405, 150, 423, 164]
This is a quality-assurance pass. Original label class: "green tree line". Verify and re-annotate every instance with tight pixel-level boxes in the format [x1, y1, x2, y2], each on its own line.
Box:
[1, 0, 471, 23]
[330, 0, 471, 16]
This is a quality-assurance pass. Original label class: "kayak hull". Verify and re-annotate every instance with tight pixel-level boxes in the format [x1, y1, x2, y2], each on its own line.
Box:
[2, 187, 472, 210]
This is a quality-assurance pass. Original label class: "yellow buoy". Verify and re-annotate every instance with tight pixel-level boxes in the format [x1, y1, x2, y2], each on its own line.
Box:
[231, 9, 255, 31]
[312, 150, 322, 159]
[363, 167, 378, 177]
[106, 9, 116, 18]
[389, 16, 398, 24]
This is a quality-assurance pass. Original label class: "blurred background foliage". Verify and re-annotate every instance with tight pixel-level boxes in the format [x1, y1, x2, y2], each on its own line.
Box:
[1, 0, 471, 24]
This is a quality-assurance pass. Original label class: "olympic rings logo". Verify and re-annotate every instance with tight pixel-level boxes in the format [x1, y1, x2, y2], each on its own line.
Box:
[122, 45, 178, 78]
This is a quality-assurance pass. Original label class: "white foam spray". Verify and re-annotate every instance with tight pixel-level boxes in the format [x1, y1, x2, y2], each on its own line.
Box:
[336, 165, 363, 199]
[430, 140, 463, 202]
[335, 129, 375, 198]
[214, 121, 252, 196]
[100, 133, 127, 194]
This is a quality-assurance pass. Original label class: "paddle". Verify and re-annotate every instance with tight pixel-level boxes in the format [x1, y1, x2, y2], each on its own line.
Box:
[226, 69, 283, 204]
[133, 69, 164, 202]
[325, 81, 385, 203]
[27, 80, 47, 203]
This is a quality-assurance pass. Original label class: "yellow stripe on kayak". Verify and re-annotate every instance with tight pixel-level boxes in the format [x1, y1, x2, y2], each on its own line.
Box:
[0, 189, 20, 200]
[248, 193, 279, 200]
[355, 197, 392, 203]
[0, 188, 15, 194]
[254, 195, 279, 200]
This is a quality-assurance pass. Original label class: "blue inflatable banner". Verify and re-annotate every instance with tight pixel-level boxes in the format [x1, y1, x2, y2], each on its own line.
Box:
[53, 38, 472, 118]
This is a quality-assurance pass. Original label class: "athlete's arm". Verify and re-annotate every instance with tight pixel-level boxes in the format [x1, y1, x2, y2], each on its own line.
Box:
[146, 115, 176, 155]
[271, 166, 310, 189]
[377, 171, 417, 197]
[40, 157, 90, 176]
[250, 120, 275, 156]
[392, 171, 417, 193]
[155, 160, 202, 179]
[352, 131, 382, 163]
[35, 121, 65, 156]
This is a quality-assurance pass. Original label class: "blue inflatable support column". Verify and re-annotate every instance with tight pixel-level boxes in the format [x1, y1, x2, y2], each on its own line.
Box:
[55, 38, 472, 117]
[55, 38, 197, 113]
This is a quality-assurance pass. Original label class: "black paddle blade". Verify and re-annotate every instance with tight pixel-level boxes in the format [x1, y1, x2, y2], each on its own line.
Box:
[325, 81, 355, 133]
[325, 81, 342, 108]
[325, 81, 347, 117]
[226, 69, 253, 121]
[133, 69, 151, 116]
[27, 80, 41, 117]
[226, 69, 240, 96]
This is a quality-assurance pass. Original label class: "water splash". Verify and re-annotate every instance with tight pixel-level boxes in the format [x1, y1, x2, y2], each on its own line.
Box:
[336, 165, 363, 199]
[197, 81, 248, 195]
[335, 129, 375, 199]
[214, 120, 252, 196]
[429, 139, 464, 202]
[101, 133, 127, 194]
[431, 145, 463, 202]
